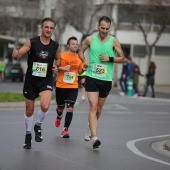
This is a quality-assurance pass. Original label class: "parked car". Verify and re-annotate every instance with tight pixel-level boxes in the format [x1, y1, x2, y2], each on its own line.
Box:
[4, 63, 24, 82]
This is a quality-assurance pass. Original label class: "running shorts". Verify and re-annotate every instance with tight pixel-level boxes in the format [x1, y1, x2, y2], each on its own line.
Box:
[23, 76, 53, 100]
[85, 76, 112, 98]
[55, 87, 78, 108]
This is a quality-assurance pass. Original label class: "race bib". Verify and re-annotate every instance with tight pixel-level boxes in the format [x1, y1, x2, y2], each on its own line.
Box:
[32, 62, 48, 77]
[92, 63, 107, 77]
[63, 72, 76, 83]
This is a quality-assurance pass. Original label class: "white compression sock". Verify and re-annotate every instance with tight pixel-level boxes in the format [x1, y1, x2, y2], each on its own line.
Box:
[24, 114, 33, 132]
[37, 109, 48, 124]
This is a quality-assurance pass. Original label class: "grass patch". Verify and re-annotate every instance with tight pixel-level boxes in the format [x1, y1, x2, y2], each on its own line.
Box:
[0, 92, 55, 102]
[0, 92, 25, 102]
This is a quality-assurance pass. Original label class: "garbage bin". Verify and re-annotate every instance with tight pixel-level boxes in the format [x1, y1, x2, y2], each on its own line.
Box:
[127, 78, 133, 97]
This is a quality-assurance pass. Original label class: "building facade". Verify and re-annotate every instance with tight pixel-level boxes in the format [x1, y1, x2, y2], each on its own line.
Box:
[0, 0, 170, 85]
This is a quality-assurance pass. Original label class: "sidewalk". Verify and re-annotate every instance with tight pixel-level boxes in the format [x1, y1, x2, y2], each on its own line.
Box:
[112, 84, 170, 99]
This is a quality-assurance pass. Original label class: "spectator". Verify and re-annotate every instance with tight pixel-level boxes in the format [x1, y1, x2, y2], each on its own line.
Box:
[0, 60, 5, 81]
[143, 61, 156, 98]
[130, 64, 144, 97]
[119, 57, 134, 96]
[119, 59, 128, 96]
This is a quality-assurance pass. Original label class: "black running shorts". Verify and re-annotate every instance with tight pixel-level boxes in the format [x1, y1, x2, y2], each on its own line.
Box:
[23, 76, 53, 100]
[85, 76, 112, 98]
[55, 87, 78, 108]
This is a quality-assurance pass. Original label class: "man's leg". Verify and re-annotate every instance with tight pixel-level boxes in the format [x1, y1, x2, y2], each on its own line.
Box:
[81, 77, 86, 101]
[87, 91, 99, 138]
[97, 97, 107, 118]
[61, 89, 78, 138]
[61, 106, 73, 138]
[39, 90, 52, 112]
[87, 92, 107, 148]
[34, 90, 52, 142]
[55, 105, 64, 127]
[23, 99, 35, 149]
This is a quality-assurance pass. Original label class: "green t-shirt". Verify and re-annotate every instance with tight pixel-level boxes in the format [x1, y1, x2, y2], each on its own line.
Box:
[86, 34, 116, 81]
[0, 61, 5, 72]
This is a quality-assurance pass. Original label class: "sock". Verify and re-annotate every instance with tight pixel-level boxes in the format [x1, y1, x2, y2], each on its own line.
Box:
[64, 112, 73, 129]
[24, 114, 33, 132]
[92, 136, 98, 141]
[37, 109, 48, 124]
[26, 131, 31, 134]
[56, 109, 63, 118]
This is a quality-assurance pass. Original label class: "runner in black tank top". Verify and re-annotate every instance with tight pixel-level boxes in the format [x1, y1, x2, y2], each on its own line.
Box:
[24, 36, 59, 100]
[12, 18, 61, 149]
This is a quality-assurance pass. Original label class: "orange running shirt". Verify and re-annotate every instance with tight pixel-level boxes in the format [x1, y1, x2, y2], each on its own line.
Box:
[56, 51, 83, 88]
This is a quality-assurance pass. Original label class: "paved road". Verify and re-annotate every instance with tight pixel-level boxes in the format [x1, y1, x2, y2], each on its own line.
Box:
[0, 89, 170, 170]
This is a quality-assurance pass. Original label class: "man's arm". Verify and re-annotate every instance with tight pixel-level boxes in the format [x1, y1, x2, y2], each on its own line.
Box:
[78, 62, 88, 75]
[55, 45, 61, 67]
[99, 38, 126, 63]
[78, 36, 91, 67]
[12, 40, 31, 60]
[113, 38, 126, 63]
[52, 46, 61, 73]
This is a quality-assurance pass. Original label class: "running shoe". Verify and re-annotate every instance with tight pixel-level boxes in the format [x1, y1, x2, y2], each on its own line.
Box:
[84, 124, 92, 141]
[92, 137, 101, 149]
[119, 91, 125, 96]
[23, 133, 32, 149]
[34, 124, 43, 142]
[61, 128, 70, 138]
[55, 116, 62, 128]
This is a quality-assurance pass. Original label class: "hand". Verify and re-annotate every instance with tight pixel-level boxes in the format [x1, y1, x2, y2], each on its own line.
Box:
[52, 65, 58, 73]
[12, 46, 20, 60]
[122, 74, 126, 79]
[124, 58, 128, 62]
[82, 65, 87, 71]
[83, 61, 89, 68]
[99, 54, 109, 62]
[62, 65, 71, 71]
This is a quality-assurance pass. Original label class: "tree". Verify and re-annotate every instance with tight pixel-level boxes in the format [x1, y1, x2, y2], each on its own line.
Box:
[127, 0, 170, 67]
[0, 0, 42, 60]
[53, 0, 103, 44]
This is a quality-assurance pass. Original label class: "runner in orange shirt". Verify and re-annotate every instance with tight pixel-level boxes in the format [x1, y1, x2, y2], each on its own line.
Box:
[55, 36, 87, 138]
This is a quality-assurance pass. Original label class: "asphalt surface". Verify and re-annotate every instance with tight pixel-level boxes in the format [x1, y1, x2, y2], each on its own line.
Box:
[111, 85, 170, 154]
[0, 81, 170, 170]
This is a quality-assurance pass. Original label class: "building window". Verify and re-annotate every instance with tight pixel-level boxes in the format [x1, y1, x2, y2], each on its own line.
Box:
[133, 45, 146, 58]
[121, 45, 130, 58]
[155, 46, 170, 56]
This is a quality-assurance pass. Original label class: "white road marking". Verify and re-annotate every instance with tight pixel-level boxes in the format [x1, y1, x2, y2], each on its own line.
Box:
[127, 135, 170, 166]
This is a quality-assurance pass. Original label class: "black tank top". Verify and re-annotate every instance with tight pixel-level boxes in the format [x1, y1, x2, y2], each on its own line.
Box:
[26, 36, 59, 78]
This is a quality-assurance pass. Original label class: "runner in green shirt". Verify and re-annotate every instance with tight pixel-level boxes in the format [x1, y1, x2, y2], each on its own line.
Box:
[79, 16, 126, 149]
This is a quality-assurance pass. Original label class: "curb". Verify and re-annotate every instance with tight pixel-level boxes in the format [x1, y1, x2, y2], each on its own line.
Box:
[164, 139, 170, 151]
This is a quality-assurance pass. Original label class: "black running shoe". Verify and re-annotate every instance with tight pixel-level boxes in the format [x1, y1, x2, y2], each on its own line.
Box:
[92, 137, 101, 149]
[34, 124, 43, 142]
[23, 134, 32, 149]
